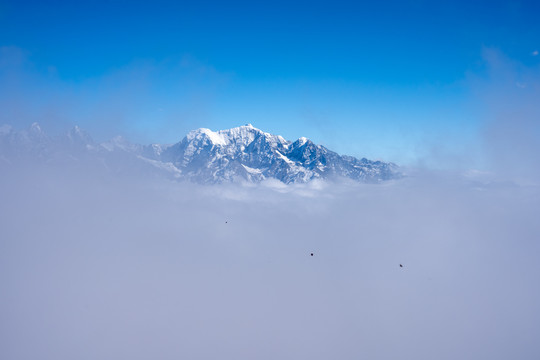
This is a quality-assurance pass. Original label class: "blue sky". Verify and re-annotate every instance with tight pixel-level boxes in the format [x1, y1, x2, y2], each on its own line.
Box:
[1, 0, 539, 167]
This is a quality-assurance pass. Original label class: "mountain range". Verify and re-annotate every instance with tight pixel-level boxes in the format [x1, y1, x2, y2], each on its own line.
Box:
[0, 123, 400, 184]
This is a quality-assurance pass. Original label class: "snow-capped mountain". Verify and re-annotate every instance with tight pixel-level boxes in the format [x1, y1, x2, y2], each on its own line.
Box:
[0, 123, 53, 160]
[0, 123, 400, 184]
[160, 124, 399, 183]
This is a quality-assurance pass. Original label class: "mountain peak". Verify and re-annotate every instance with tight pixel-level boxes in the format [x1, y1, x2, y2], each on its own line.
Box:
[29, 122, 43, 133]
[296, 137, 310, 146]
[67, 125, 93, 145]
[186, 128, 228, 145]
[186, 124, 269, 147]
[160, 125, 400, 183]
[223, 124, 263, 134]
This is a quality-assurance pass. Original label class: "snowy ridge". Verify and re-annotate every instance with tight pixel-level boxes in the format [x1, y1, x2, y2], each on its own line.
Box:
[0, 123, 401, 184]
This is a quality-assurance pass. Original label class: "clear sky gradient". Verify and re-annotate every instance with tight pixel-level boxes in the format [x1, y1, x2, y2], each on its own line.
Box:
[1, 0, 539, 168]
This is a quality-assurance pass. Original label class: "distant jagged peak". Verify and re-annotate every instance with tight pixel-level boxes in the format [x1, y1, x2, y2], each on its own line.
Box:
[295, 136, 311, 146]
[23, 122, 49, 142]
[29, 122, 43, 133]
[70, 125, 82, 133]
[67, 125, 93, 144]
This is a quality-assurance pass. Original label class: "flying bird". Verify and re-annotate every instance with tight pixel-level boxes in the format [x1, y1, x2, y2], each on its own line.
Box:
[400, 264, 403, 268]
[310, 253, 314, 256]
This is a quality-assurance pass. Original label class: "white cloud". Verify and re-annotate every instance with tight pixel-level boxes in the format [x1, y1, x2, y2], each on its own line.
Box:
[1, 162, 539, 360]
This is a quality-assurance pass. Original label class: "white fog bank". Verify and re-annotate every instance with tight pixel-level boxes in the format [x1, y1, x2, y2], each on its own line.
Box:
[1, 164, 539, 360]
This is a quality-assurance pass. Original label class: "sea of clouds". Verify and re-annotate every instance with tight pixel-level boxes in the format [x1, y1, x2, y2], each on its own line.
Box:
[1, 45, 540, 360]
[1, 160, 539, 360]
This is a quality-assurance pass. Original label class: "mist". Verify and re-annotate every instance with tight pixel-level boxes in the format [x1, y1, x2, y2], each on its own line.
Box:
[3, 1, 540, 357]
[1, 43, 540, 360]
[1, 160, 539, 360]
[474, 48, 540, 180]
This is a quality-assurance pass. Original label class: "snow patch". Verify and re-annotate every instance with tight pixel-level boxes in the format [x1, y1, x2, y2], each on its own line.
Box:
[242, 164, 263, 174]
[297, 137, 308, 145]
[200, 128, 226, 145]
[275, 150, 294, 164]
